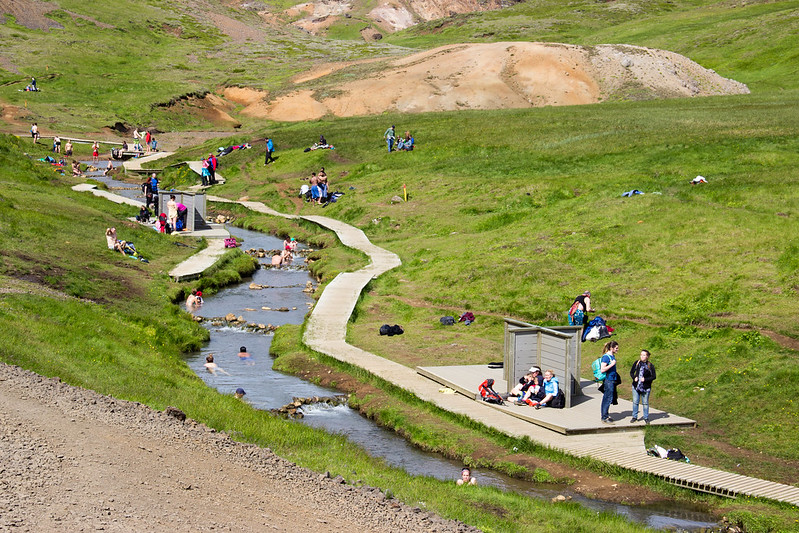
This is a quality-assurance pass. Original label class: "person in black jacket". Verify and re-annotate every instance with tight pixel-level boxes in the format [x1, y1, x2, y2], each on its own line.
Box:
[630, 349, 656, 424]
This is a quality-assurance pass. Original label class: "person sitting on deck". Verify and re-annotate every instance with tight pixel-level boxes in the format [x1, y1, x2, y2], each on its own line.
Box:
[535, 370, 559, 409]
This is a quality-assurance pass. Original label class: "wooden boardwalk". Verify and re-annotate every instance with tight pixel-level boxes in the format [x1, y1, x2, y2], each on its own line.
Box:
[417, 364, 696, 434]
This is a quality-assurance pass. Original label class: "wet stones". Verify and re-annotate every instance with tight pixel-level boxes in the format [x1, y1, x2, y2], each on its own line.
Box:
[194, 315, 278, 334]
[273, 395, 349, 419]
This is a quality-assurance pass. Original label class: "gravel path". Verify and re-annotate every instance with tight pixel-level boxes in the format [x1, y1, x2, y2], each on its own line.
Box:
[0, 363, 478, 532]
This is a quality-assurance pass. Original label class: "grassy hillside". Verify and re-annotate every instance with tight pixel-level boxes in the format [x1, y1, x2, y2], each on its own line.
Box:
[2, 0, 799, 528]
[157, 89, 799, 485]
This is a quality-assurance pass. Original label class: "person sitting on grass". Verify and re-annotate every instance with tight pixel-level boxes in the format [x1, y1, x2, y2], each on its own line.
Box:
[136, 205, 151, 223]
[456, 467, 477, 486]
[72, 160, 82, 177]
[105, 227, 118, 250]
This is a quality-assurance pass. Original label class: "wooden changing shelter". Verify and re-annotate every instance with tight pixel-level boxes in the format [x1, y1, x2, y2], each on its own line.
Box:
[158, 191, 209, 233]
[504, 319, 583, 408]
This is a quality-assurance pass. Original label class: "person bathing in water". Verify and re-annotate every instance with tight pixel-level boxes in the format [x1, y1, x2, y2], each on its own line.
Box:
[203, 354, 229, 375]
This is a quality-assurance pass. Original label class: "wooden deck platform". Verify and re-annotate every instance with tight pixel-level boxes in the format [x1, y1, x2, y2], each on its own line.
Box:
[417, 364, 696, 434]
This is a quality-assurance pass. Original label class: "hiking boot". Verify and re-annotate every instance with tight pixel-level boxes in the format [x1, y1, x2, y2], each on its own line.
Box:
[602, 418, 614, 424]
[630, 417, 638, 423]
[514, 400, 526, 406]
[643, 419, 650, 425]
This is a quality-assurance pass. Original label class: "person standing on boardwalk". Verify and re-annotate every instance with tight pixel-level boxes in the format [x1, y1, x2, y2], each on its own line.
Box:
[599, 340, 620, 424]
[167, 194, 178, 231]
[630, 349, 656, 424]
[264, 137, 275, 164]
[384, 125, 395, 153]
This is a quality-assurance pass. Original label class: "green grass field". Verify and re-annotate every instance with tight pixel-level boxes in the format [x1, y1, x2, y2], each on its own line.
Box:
[2, 0, 799, 530]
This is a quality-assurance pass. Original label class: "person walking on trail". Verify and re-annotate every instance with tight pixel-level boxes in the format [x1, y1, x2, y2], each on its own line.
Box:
[384, 125, 395, 153]
[630, 349, 656, 424]
[30, 123, 39, 143]
[264, 137, 275, 165]
[568, 290, 594, 327]
[599, 341, 620, 424]
[209, 153, 218, 184]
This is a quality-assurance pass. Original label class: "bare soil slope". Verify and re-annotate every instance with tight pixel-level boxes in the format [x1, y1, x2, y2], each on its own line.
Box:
[255, 42, 749, 121]
[0, 363, 475, 532]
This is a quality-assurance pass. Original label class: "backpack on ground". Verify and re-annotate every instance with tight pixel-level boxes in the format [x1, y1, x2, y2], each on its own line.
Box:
[592, 357, 606, 381]
[478, 379, 504, 405]
[379, 324, 404, 336]
[440, 316, 455, 326]
[550, 389, 566, 409]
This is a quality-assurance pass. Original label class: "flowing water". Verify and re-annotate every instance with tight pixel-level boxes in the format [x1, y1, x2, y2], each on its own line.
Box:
[177, 225, 717, 532]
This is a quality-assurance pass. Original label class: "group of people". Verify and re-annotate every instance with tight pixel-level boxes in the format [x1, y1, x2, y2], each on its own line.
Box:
[506, 367, 561, 409]
[383, 125, 414, 152]
[132, 128, 157, 153]
[299, 167, 330, 205]
[271, 237, 297, 267]
[597, 341, 656, 424]
[186, 289, 204, 307]
[166, 194, 189, 232]
[201, 153, 218, 186]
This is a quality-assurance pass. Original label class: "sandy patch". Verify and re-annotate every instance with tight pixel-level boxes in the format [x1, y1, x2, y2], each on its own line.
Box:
[221, 86, 268, 106]
[255, 42, 748, 122]
[265, 90, 328, 121]
[0, 0, 62, 31]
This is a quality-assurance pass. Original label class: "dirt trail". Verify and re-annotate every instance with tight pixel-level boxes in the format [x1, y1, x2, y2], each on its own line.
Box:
[0, 363, 475, 532]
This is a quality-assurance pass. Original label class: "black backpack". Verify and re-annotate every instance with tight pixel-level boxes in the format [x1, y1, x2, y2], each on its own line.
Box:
[379, 324, 404, 336]
[550, 390, 566, 409]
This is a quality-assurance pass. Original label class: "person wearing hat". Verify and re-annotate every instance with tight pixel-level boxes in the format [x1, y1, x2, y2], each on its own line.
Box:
[234, 388, 246, 399]
[568, 290, 595, 327]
